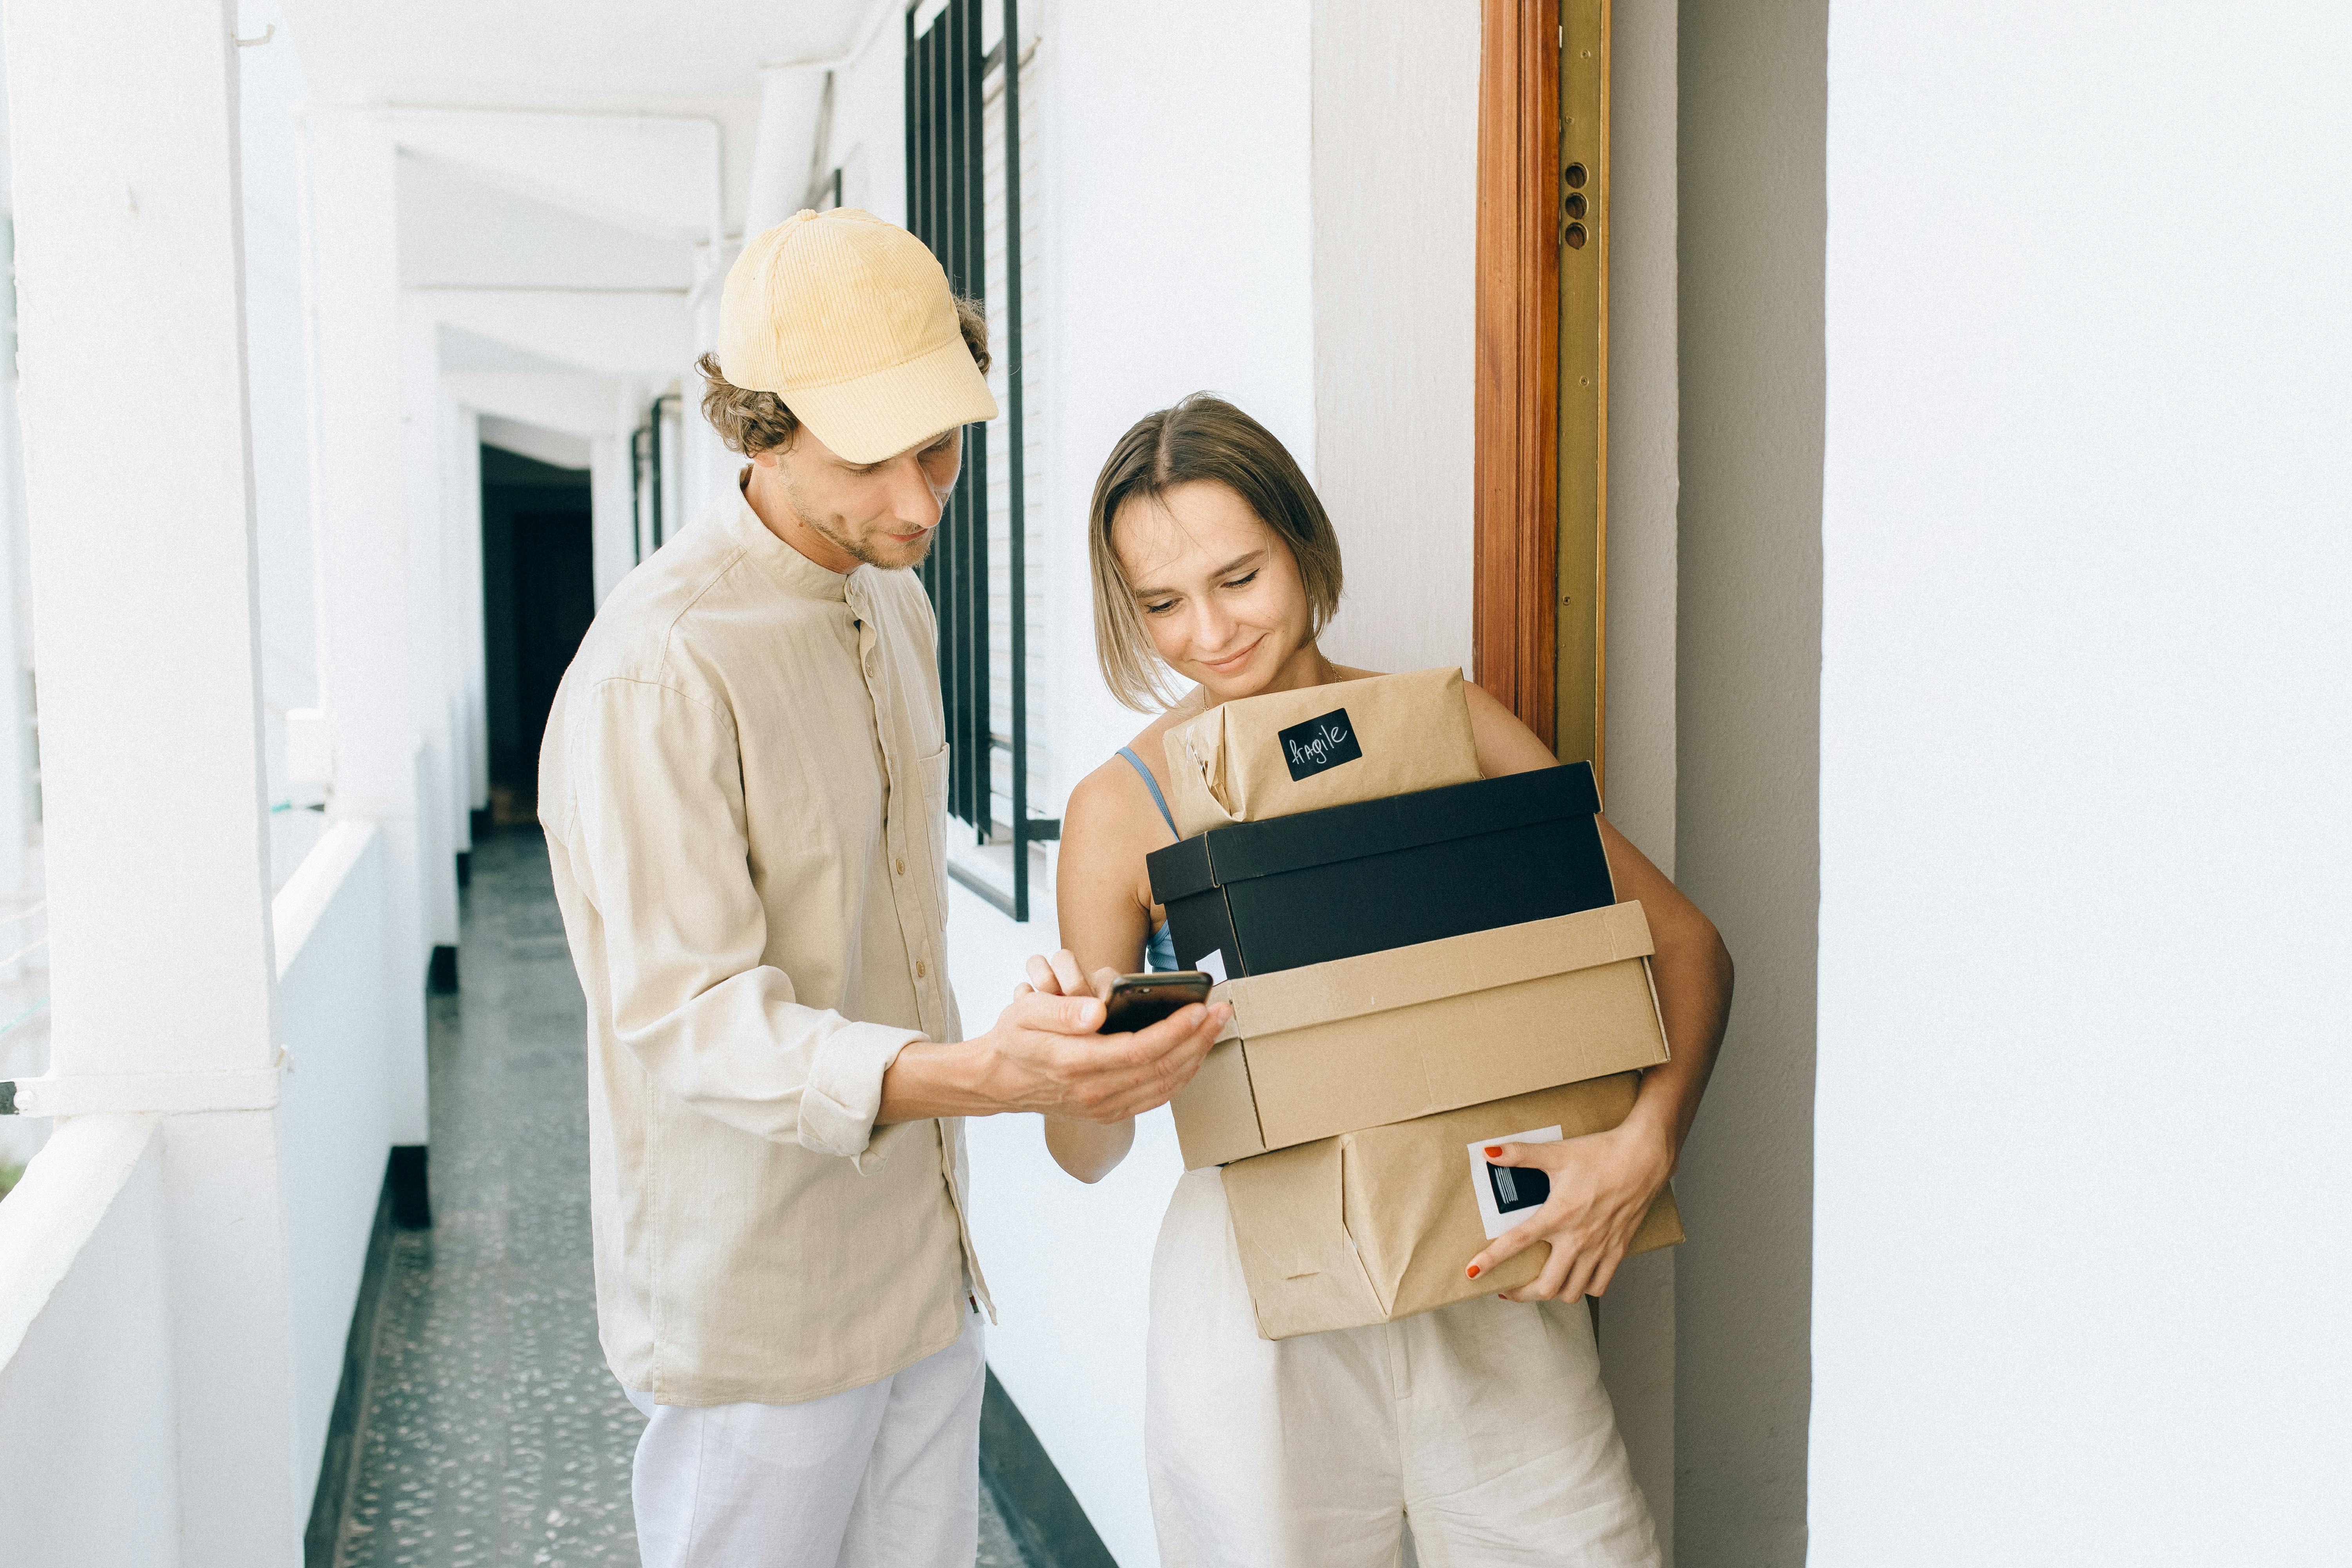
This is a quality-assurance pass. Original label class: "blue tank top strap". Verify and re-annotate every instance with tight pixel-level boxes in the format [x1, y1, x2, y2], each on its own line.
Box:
[1118, 747, 1185, 973]
[1116, 747, 1181, 841]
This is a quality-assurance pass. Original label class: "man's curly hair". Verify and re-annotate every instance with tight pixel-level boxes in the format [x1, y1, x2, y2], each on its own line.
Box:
[696, 295, 991, 457]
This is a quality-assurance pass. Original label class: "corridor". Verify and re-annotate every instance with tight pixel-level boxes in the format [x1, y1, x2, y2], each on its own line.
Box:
[329, 830, 1026, 1566]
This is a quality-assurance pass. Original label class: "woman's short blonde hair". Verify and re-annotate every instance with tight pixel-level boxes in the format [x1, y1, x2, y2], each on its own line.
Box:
[696, 295, 991, 457]
[1087, 394, 1345, 712]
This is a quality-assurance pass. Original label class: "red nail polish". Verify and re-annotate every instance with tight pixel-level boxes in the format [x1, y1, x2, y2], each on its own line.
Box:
[1482, 1146, 1502, 1158]
[1466, 1263, 1480, 1279]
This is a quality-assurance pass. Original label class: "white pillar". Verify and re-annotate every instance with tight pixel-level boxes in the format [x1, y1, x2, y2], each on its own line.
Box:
[589, 378, 642, 604]
[1, 0, 300, 1559]
[299, 108, 430, 1145]
[443, 402, 489, 814]
[400, 302, 459, 949]
[587, 432, 630, 606]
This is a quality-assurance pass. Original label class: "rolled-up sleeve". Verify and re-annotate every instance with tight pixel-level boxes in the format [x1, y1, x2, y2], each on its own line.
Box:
[570, 675, 919, 1158]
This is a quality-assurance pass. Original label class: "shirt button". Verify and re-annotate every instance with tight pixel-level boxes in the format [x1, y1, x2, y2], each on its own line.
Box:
[915, 958, 928, 979]
[896, 856, 907, 876]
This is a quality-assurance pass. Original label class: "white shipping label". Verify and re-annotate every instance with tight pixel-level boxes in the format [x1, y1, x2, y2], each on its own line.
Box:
[1196, 949, 1228, 985]
[1466, 1124, 1565, 1240]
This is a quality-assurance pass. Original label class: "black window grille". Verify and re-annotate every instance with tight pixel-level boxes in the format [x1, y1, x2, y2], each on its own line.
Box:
[906, 0, 1051, 919]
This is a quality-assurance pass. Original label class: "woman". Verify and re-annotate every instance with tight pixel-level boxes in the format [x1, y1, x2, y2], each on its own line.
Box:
[1031, 395, 1733, 1567]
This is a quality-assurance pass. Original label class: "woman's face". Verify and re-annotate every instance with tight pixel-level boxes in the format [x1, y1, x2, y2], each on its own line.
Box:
[1113, 480, 1314, 702]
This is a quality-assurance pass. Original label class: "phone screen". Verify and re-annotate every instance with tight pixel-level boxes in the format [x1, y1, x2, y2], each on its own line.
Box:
[1099, 972, 1213, 1034]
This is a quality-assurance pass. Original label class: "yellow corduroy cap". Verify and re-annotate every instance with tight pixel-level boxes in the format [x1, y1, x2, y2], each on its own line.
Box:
[717, 208, 997, 464]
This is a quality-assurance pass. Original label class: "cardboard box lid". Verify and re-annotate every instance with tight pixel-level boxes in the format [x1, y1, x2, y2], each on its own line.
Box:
[1210, 899, 1654, 1043]
[1148, 763, 1602, 905]
[1171, 902, 1671, 1169]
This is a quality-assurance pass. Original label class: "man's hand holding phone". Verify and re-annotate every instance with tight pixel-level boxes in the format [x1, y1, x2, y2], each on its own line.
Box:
[877, 950, 1226, 1125]
[1007, 951, 1225, 1122]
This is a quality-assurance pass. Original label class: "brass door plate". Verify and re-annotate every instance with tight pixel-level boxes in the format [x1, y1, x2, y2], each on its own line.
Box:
[1556, 0, 1609, 790]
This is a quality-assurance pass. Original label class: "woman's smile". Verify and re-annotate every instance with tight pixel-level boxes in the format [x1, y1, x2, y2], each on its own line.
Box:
[1197, 636, 1266, 675]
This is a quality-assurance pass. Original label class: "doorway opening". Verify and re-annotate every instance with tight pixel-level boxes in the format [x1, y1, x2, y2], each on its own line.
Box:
[480, 444, 594, 826]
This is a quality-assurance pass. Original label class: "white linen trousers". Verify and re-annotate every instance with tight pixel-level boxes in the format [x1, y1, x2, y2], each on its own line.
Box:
[623, 1309, 985, 1568]
[1147, 1169, 1662, 1568]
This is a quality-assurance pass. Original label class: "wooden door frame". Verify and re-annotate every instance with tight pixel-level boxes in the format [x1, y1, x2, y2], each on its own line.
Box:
[1473, 0, 1562, 750]
[1474, 0, 1606, 778]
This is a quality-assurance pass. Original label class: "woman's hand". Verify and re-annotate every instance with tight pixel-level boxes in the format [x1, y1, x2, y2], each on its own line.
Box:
[1026, 949, 1153, 1184]
[1464, 1122, 1676, 1303]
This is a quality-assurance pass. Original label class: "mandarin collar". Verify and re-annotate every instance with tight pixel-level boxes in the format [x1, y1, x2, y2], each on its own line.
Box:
[721, 484, 864, 605]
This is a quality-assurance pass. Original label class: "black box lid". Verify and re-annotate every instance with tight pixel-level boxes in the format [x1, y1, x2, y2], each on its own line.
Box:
[1147, 763, 1600, 905]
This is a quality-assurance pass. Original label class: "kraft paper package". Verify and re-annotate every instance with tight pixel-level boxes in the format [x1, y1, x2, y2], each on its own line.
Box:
[1171, 903, 1670, 1170]
[1160, 667, 1481, 839]
[1220, 1076, 1687, 1341]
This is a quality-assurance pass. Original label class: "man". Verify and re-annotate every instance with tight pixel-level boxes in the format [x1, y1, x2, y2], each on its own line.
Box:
[538, 208, 1225, 1567]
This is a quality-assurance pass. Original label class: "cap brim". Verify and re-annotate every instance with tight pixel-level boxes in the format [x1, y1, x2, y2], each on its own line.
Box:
[786, 335, 999, 464]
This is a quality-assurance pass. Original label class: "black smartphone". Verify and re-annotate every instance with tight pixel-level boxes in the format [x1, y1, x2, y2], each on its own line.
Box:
[1098, 972, 1214, 1034]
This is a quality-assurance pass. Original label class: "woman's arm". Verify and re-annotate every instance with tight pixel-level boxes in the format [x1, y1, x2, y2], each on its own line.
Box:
[1460, 682, 1735, 1302]
[1039, 760, 1168, 1182]
[1587, 819, 1733, 1171]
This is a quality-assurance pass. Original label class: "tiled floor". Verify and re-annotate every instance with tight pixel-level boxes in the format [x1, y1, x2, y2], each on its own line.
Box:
[334, 828, 1027, 1567]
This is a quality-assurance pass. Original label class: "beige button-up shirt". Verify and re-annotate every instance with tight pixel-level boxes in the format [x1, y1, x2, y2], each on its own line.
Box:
[539, 484, 989, 1407]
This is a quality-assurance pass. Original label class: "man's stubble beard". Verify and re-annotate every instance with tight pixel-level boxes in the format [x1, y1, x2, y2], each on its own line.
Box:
[780, 470, 937, 573]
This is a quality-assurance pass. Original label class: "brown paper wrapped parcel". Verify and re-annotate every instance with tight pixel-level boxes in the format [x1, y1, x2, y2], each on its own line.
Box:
[1160, 667, 1480, 839]
[1168, 903, 1686, 1340]
[1223, 1077, 1685, 1341]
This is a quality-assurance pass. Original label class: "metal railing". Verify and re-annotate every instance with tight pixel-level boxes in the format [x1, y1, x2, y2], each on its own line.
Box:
[906, 0, 1054, 920]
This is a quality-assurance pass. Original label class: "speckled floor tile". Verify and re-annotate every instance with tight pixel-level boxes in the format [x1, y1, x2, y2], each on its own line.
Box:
[334, 828, 1027, 1568]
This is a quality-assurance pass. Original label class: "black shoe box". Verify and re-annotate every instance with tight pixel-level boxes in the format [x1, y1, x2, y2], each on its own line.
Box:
[1145, 764, 1615, 980]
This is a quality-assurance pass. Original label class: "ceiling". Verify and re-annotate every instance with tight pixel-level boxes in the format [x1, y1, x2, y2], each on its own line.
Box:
[275, 0, 873, 109]
[401, 154, 695, 292]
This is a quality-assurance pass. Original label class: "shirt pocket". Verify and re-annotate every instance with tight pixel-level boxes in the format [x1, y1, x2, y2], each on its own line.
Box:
[917, 743, 952, 908]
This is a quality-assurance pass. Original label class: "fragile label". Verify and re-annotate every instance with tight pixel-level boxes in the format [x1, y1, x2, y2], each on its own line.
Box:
[1467, 1124, 1564, 1240]
[1277, 707, 1363, 782]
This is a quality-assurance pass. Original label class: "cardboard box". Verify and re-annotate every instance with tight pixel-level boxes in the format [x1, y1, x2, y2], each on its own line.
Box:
[1160, 667, 1480, 838]
[1147, 764, 1613, 981]
[1173, 902, 1670, 1170]
[1221, 1076, 1687, 1340]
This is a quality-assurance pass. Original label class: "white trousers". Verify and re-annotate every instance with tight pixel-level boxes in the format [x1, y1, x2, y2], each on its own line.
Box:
[1147, 1169, 1661, 1568]
[623, 1311, 985, 1568]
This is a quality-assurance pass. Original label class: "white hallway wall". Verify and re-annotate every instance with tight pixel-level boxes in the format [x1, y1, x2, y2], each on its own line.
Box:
[1671, 2, 1825, 1564]
[1310, 0, 1477, 684]
[1640, 14, 2352, 1559]
[1592, 0, 1682, 1548]
[830, 0, 1696, 1559]
[1814, 4, 2352, 1564]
